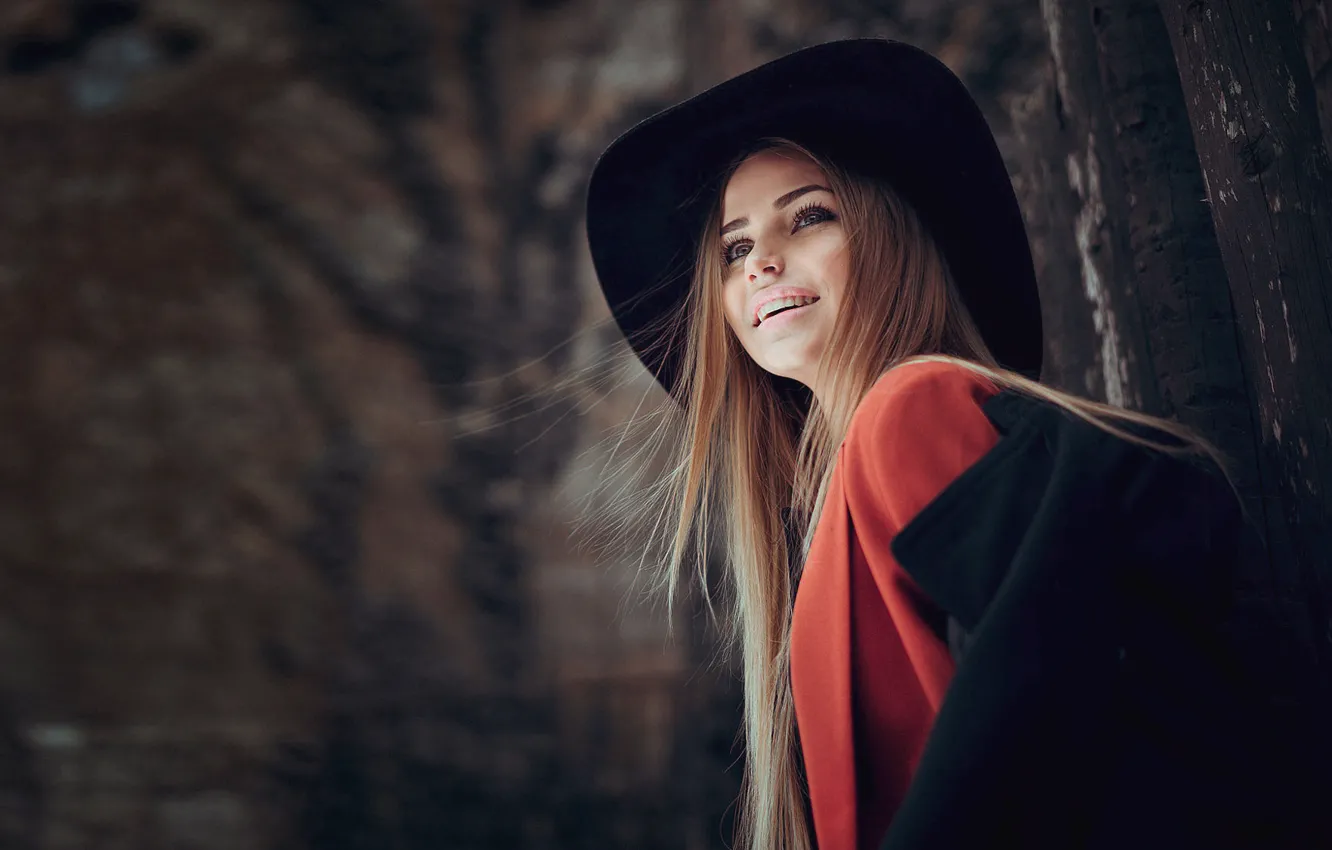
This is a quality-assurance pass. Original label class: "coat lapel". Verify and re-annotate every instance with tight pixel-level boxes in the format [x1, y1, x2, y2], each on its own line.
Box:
[876, 388, 1276, 849]
[790, 389, 1042, 850]
[791, 456, 859, 850]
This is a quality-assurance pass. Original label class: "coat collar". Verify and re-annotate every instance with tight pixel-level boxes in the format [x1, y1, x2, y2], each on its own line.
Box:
[781, 388, 1038, 614]
[792, 387, 1247, 849]
[789, 389, 1034, 850]
[880, 389, 1250, 847]
[890, 388, 1240, 631]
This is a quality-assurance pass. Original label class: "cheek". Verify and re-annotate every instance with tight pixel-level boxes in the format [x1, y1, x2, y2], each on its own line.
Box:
[821, 240, 851, 298]
[722, 280, 749, 334]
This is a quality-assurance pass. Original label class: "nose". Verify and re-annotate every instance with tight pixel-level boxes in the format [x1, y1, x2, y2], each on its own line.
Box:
[746, 250, 783, 283]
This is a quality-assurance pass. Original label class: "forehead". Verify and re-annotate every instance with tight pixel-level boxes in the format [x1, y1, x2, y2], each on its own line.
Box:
[721, 150, 828, 218]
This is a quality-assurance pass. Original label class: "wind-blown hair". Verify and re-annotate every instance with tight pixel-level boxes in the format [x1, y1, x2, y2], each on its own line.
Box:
[604, 138, 1236, 850]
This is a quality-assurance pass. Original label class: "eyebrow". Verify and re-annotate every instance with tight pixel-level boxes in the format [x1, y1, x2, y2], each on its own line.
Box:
[720, 184, 832, 236]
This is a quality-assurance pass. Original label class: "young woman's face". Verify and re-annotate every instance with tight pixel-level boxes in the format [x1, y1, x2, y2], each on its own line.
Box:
[719, 149, 850, 395]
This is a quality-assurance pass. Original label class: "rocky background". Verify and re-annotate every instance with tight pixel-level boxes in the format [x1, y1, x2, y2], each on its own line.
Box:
[9, 0, 1331, 849]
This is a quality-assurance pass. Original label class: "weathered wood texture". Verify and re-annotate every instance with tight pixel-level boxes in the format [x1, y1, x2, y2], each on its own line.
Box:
[1293, 0, 1332, 150]
[1020, 0, 1166, 409]
[1157, 0, 1332, 687]
[1017, 0, 1330, 697]
[1010, 71, 1108, 399]
[1085, 0, 1255, 458]
[1016, 0, 1264, 518]
[1084, 0, 1323, 692]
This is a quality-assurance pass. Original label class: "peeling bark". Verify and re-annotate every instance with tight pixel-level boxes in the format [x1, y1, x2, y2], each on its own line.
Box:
[1086, 0, 1252, 458]
[1293, 0, 1332, 152]
[1011, 74, 1105, 396]
[1022, 0, 1163, 408]
[1158, 0, 1332, 687]
[1019, 0, 1330, 703]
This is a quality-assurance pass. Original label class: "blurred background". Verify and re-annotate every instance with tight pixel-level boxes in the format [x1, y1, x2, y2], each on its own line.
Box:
[3, 0, 1330, 848]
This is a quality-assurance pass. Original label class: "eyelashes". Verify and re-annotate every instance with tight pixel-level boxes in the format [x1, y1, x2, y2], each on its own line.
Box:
[721, 201, 838, 266]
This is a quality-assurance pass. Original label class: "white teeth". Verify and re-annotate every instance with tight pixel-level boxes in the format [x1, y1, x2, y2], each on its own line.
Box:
[757, 295, 818, 324]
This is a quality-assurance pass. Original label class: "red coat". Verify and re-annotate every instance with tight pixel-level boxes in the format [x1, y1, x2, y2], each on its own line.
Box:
[791, 360, 1001, 850]
[790, 360, 1332, 850]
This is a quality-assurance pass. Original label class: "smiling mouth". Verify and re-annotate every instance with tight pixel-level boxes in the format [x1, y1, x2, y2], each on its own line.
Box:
[755, 295, 820, 327]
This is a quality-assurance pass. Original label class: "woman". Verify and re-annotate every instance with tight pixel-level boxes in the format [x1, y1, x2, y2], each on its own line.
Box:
[583, 39, 1326, 849]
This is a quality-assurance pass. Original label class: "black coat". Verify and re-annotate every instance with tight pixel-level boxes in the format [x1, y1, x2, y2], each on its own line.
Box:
[865, 388, 1332, 849]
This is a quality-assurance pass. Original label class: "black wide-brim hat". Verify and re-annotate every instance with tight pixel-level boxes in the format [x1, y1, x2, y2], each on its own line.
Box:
[585, 38, 1043, 399]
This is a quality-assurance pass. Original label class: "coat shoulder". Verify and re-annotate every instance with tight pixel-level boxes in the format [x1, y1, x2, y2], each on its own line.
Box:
[847, 360, 1001, 449]
[840, 360, 1005, 533]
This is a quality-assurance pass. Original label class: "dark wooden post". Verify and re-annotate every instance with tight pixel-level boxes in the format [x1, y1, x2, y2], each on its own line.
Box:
[1011, 0, 1162, 409]
[1293, 0, 1332, 150]
[1083, 0, 1256, 455]
[1017, 0, 1260, 443]
[1083, 0, 1326, 693]
[1157, 0, 1332, 688]
[1016, 0, 1265, 528]
[1019, 0, 1331, 695]
[1010, 75, 1092, 398]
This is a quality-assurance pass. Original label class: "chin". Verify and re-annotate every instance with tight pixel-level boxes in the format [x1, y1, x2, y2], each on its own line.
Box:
[762, 349, 825, 381]
[762, 359, 819, 386]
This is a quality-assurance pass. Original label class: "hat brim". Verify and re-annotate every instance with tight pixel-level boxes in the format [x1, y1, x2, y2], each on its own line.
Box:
[586, 38, 1043, 399]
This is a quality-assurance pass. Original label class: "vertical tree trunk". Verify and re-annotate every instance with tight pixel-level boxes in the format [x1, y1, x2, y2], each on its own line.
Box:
[1019, 0, 1330, 698]
[1010, 10, 1155, 408]
[1022, 0, 1194, 415]
[1158, 0, 1332, 691]
[1011, 73, 1108, 399]
[1017, 0, 1263, 509]
[1293, 0, 1332, 151]
[1084, 1, 1253, 448]
[1083, 0, 1323, 691]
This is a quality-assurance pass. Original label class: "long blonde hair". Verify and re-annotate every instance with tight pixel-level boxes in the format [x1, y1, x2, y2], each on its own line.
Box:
[607, 138, 1236, 850]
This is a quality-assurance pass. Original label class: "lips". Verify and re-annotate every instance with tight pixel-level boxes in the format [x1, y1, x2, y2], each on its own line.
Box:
[752, 287, 821, 326]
